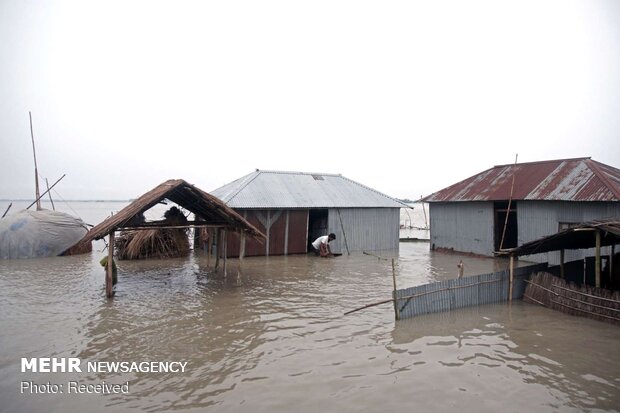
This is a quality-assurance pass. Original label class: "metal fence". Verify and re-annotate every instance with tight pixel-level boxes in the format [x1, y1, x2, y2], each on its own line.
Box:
[395, 263, 548, 319]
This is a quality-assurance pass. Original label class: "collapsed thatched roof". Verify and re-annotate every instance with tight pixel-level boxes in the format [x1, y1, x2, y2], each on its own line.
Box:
[503, 219, 620, 257]
[78, 179, 265, 243]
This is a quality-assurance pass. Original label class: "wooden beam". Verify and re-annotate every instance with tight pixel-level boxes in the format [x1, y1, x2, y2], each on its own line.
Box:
[560, 249, 565, 279]
[119, 222, 228, 230]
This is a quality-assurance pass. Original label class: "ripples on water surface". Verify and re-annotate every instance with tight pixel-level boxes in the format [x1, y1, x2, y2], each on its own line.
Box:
[0, 202, 618, 412]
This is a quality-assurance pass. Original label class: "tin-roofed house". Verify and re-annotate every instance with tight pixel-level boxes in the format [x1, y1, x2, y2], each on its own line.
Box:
[423, 157, 620, 265]
[210, 170, 406, 257]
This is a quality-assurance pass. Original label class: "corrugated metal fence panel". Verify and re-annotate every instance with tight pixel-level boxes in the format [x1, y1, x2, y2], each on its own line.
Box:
[396, 263, 548, 319]
[327, 208, 400, 253]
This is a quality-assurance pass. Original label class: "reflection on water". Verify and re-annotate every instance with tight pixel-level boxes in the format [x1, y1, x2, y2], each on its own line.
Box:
[0, 203, 619, 412]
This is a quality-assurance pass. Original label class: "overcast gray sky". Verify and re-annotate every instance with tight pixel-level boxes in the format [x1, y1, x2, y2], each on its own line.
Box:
[1, 0, 619, 201]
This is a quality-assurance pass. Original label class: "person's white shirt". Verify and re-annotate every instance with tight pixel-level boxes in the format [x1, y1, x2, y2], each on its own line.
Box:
[312, 235, 329, 249]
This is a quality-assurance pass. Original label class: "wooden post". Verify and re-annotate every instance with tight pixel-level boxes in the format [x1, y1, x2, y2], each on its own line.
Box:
[106, 231, 115, 298]
[237, 232, 246, 285]
[223, 229, 228, 278]
[206, 229, 212, 269]
[595, 229, 601, 288]
[611, 245, 615, 281]
[560, 249, 565, 279]
[508, 255, 514, 302]
[214, 229, 220, 271]
[391, 258, 400, 320]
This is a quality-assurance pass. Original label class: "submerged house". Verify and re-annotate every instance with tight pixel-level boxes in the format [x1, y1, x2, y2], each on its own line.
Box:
[423, 157, 620, 264]
[210, 170, 406, 257]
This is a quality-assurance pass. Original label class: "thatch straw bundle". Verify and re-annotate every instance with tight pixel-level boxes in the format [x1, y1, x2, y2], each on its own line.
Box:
[115, 207, 190, 260]
[524, 272, 620, 325]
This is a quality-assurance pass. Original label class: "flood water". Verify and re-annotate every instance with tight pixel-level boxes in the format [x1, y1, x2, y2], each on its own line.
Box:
[0, 201, 619, 412]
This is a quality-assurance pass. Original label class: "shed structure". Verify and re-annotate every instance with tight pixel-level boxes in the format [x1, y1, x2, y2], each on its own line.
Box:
[76, 179, 265, 297]
[210, 170, 406, 257]
[422, 157, 620, 264]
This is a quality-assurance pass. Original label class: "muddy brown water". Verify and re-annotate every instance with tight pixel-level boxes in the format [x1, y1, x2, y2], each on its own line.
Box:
[0, 201, 618, 412]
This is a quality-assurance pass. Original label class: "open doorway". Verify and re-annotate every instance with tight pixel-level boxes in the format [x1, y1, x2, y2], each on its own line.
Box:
[308, 209, 328, 251]
[494, 201, 517, 251]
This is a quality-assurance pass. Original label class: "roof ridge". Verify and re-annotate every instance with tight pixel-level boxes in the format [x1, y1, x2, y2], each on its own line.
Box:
[585, 159, 620, 200]
[338, 175, 409, 207]
[254, 169, 341, 177]
[223, 171, 262, 204]
[422, 165, 497, 201]
[493, 157, 590, 169]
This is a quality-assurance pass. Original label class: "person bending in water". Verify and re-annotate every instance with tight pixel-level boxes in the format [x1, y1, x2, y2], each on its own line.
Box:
[312, 233, 336, 257]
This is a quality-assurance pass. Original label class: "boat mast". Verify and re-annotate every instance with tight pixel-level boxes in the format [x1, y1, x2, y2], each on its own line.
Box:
[29, 111, 42, 211]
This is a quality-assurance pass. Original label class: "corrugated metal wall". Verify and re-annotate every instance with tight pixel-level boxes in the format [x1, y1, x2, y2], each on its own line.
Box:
[396, 263, 548, 319]
[428, 202, 494, 255]
[327, 207, 400, 253]
[517, 201, 620, 264]
[429, 200, 620, 261]
[224, 209, 309, 257]
[221, 207, 400, 256]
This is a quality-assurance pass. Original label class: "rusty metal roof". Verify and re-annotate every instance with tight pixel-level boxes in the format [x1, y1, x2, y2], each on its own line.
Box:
[423, 158, 620, 202]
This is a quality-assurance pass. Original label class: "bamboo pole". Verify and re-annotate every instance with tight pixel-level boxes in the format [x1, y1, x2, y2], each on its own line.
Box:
[421, 197, 429, 229]
[2, 203, 11, 218]
[344, 298, 394, 315]
[45, 178, 55, 210]
[106, 231, 115, 298]
[499, 154, 518, 251]
[595, 229, 601, 288]
[26, 174, 65, 210]
[29, 112, 41, 211]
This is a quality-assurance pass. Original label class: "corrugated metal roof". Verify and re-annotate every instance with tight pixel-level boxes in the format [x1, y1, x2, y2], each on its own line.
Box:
[211, 170, 406, 209]
[423, 158, 620, 202]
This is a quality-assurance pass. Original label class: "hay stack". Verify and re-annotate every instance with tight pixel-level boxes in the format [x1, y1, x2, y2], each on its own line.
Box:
[115, 207, 190, 260]
[524, 272, 620, 325]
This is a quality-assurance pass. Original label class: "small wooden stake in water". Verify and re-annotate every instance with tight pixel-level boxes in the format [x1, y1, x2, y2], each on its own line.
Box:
[392, 258, 400, 320]
[106, 231, 115, 298]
